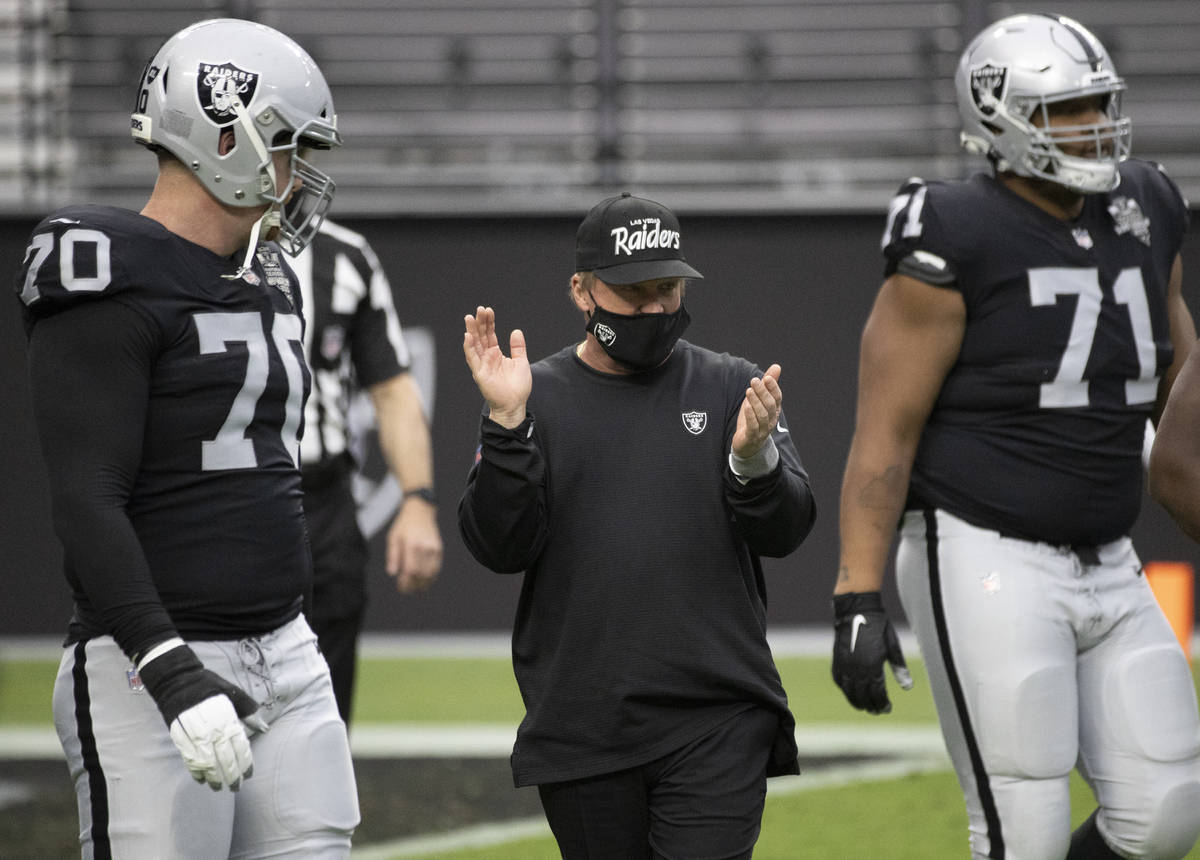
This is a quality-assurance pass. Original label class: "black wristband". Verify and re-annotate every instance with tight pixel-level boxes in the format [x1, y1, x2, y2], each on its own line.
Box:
[137, 644, 209, 725]
[833, 591, 885, 618]
[137, 643, 258, 725]
[402, 487, 437, 507]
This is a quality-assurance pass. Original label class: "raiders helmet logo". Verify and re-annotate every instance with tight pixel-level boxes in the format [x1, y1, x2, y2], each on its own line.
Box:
[681, 411, 707, 435]
[197, 61, 260, 126]
[969, 62, 1008, 116]
[594, 323, 617, 346]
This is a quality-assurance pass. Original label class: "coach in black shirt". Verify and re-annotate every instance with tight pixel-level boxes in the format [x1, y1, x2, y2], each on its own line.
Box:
[459, 193, 816, 859]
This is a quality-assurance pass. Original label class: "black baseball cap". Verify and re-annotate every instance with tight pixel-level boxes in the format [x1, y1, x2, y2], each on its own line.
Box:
[575, 192, 704, 284]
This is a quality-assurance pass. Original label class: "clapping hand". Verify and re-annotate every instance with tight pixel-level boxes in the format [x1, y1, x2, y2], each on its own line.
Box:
[463, 306, 532, 429]
[732, 364, 784, 459]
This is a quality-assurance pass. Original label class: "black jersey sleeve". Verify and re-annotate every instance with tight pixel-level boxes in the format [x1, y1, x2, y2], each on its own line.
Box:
[881, 178, 964, 287]
[457, 412, 549, 573]
[16, 206, 133, 319]
[27, 298, 178, 658]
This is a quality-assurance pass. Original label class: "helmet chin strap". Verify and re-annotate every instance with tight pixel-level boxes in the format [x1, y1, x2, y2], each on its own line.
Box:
[221, 95, 280, 280]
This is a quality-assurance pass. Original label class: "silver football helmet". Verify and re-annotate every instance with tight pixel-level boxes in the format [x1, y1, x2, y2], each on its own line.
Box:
[131, 18, 341, 254]
[956, 13, 1130, 193]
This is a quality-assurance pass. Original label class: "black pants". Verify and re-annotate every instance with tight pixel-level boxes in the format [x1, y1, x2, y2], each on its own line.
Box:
[302, 458, 369, 726]
[537, 707, 778, 860]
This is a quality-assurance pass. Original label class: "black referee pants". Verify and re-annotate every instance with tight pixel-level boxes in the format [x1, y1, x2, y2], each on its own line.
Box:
[302, 457, 369, 727]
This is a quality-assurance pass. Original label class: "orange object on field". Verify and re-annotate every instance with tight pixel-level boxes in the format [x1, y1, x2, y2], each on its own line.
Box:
[1145, 561, 1195, 660]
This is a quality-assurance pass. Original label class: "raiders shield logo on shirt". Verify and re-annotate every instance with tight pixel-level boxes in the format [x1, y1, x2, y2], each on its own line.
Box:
[682, 411, 707, 435]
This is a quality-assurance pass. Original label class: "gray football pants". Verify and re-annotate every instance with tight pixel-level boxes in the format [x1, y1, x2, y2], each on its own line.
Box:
[897, 508, 1200, 860]
[53, 614, 359, 859]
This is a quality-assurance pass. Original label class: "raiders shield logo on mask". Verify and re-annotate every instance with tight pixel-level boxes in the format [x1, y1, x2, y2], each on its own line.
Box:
[681, 411, 707, 435]
[197, 61, 260, 126]
[969, 62, 1007, 116]
[594, 323, 617, 346]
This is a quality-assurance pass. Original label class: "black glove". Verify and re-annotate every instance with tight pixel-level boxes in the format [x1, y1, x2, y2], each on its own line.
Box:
[832, 591, 913, 714]
[138, 643, 259, 725]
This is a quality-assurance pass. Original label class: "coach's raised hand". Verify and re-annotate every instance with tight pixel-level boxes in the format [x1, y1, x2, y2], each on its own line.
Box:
[137, 639, 266, 791]
[463, 306, 533, 429]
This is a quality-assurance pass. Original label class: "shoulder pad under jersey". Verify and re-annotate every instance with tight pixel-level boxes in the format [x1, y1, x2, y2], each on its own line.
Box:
[880, 176, 992, 286]
[16, 205, 162, 314]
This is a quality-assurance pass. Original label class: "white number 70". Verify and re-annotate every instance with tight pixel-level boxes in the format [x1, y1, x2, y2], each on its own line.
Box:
[195, 311, 305, 470]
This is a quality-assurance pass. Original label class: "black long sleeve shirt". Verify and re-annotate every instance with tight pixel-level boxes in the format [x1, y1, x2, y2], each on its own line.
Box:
[459, 340, 816, 786]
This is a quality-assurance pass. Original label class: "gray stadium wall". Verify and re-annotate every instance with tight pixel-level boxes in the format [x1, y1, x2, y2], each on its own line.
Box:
[4, 212, 1200, 636]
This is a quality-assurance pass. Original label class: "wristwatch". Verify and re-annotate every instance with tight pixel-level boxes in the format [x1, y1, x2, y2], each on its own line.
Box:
[403, 487, 437, 507]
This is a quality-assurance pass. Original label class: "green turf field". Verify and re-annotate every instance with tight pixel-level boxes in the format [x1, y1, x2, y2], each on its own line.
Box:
[3, 651, 1199, 859]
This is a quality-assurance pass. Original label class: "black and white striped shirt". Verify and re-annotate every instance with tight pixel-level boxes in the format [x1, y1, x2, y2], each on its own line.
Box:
[287, 220, 411, 473]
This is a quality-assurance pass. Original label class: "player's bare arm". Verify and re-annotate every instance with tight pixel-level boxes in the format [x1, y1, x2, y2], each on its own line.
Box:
[1154, 254, 1197, 424]
[463, 306, 531, 428]
[1149, 340, 1200, 542]
[836, 273, 965, 594]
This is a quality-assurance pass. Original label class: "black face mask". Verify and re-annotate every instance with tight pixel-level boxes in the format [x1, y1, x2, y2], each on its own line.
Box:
[585, 298, 691, 372]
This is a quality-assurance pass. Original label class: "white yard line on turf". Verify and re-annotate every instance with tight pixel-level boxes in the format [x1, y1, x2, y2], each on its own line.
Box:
[0, 627, 900, 661]
[8, 628, 1199, 660]
[350, 817, 552, 860]
[0, 722, 948, 761]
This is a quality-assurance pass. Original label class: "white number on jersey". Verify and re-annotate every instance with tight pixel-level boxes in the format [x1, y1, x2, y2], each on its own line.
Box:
[1029, 267, 1158, 409]
[195, 311, 306, 470]
[19, 229, 113, 304]
[880, 182, 928, 250]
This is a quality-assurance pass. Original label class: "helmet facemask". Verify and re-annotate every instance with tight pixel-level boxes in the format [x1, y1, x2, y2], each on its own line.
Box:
[224, 98, 337, 273]
[980, 83, 1131, 194]
[259, 124, 337, 256]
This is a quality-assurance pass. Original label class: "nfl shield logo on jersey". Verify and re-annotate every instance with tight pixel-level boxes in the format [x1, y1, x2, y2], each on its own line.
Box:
[682, 411, 707, 435]
[969, 63, 1007, 116]
[197, 61, 260, 126]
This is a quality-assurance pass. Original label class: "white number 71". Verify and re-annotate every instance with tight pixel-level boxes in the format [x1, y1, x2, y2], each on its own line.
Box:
[1029, 267, 1158, 408]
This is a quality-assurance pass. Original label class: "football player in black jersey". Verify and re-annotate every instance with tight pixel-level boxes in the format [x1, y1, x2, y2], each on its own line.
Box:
[832, 13, 1200, 860]
[16, 19, 359, 858]
[459, 193, 816, 860]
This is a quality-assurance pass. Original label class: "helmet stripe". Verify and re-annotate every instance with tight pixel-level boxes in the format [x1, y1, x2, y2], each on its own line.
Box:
[1040, 13, 1103, 71]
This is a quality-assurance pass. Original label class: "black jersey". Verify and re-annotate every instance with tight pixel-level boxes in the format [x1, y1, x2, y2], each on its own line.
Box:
[290, 220, 410, 472]
[459, 341, 816, 787]
[17, 205, 312, 654]
[881, 160, 1189, 545]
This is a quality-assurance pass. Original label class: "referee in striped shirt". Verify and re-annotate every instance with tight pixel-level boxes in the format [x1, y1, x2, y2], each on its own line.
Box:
[288, 219, 443, 727]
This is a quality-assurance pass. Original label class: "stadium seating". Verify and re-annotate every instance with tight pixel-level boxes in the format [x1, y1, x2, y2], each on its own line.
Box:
[8, 0, 1200, 214]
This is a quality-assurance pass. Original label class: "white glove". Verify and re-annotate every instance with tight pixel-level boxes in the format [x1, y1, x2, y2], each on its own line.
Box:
[137, 638, 268, 791]
[169, 695, 258, 791]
